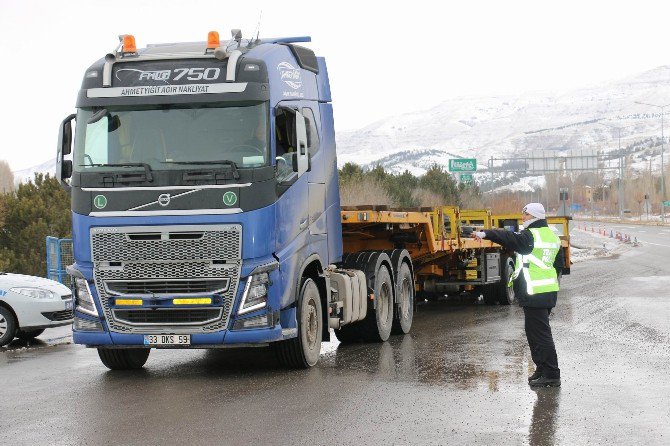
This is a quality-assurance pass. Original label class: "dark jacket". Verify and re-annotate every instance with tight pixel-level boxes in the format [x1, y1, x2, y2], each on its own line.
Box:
[483, 219, 564, 308]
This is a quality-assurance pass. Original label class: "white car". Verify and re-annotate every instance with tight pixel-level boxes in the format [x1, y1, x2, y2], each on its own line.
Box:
[0, 272, 74, 347]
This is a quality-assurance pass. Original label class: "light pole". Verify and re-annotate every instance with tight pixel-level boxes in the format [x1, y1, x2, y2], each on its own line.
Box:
[635, 101, 670, 223]
[598, 122, 629, 220]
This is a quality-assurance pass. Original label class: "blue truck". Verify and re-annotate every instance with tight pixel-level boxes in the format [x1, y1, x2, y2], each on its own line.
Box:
[56, 31, 416, 369]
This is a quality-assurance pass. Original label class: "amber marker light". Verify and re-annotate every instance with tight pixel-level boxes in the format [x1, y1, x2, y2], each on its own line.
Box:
[115, 299, 143, 306]
[173, 298, 212, 305]
[122, 34, 137, 53]
[207, 31, 220, 49]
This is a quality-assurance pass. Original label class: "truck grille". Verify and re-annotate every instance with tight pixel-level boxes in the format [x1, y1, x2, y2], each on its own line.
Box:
[91, 224, 242, 334]
[113, 308, 222, 325]
[105, 279, 230, 296]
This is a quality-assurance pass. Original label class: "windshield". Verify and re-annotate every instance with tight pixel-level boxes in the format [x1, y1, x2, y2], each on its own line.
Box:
[73, 103, 269, 172]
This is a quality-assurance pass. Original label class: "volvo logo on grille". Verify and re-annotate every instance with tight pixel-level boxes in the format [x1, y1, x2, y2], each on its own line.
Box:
[158, 194, 171, 207]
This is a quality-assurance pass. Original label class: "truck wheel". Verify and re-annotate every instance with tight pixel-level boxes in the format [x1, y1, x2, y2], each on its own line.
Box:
[359, 265, 394, 342]
[334, 325, 360, 344]
[482, 283, 498, 305]
[15, 329, 45, 341]
[274, 278, 322, 368]
[497, 256, 516, 305]
[0, 306, 17, 347]
[391, 262, 414, 335]
[97, 348, 150, 370]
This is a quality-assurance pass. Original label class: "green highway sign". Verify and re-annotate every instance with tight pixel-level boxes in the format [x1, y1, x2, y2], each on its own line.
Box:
[460, 173, 474, 183]
[663, 201, 670, 207]
[449, 158, 477, 172]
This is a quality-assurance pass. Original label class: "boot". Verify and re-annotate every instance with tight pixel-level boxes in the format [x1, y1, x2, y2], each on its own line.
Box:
[529, 376, 561, 387]
[528, 368, 543, 382]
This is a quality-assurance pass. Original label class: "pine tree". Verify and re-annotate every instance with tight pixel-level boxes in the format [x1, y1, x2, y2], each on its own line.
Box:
[0, 174, 71, 276]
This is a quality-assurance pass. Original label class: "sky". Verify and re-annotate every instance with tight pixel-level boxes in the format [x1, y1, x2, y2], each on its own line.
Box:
[1, 0, 670, 170]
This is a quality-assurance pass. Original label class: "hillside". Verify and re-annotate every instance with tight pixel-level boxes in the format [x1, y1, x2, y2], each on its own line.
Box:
[336, 65, 670, 182]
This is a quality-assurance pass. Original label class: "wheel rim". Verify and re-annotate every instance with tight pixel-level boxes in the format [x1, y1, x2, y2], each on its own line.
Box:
[379, 281, 391, 321]
[305, 298, 319, 349]
[0, 315, 7, 337]
[399, 278, 412, 319]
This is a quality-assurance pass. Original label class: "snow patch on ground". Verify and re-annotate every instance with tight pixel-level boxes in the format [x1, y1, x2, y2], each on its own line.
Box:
[569, 226, 633, 263]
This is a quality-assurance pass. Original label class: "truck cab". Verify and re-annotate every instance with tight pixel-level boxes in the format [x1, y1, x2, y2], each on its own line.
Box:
[57, 32, 346, 369]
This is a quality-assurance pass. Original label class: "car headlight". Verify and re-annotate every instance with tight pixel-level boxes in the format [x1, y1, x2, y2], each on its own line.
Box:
[10, 287, 56, 299]
[74, 278, 99, 317]
[238, 273, 268, 315]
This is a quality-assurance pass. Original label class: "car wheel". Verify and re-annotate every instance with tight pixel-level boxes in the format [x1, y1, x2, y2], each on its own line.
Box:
[0, 306, 17, 347]
[15, 329, 45, 341]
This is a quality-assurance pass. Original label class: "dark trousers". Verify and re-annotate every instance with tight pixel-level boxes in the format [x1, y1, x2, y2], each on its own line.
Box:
[523, 306, 560, 379]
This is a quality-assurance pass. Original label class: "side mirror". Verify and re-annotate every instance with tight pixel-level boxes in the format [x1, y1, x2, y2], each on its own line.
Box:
[57, 114, 76, 189]
[62, 160, 73, 179]
[60, 114, 75, 155]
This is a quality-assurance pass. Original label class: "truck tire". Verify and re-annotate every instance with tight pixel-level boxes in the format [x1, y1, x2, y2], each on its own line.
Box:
[359, 265, 394, 342]
[391, 262, 414, 335]
[0, 306, 17, 347]
[97, 348, 151, 370]
[15, 329, 45, 341]
[334, 324, 360, 344]
[497, 255, 516, 305]
[274, 278, 322, 368]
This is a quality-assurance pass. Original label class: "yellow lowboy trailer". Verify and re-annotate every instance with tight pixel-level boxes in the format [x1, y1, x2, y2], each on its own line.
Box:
[340, 206, 570, 306]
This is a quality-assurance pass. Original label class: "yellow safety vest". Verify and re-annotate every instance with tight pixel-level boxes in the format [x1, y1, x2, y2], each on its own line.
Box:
[509, 227, 561, 295]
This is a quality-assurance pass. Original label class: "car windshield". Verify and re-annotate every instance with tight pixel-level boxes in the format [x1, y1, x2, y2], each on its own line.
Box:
[73, 103, 268, 172]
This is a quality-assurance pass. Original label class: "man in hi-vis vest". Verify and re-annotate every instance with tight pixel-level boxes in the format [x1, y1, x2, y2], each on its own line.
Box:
[473, 203, 564, 387]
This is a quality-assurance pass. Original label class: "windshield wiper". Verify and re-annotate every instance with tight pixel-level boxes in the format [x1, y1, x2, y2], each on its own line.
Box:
[162, 160, 240, 180]
[83, 163, 153, 182]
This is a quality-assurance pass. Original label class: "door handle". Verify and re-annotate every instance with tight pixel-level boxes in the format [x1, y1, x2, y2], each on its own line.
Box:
[299, 218, 308, 230]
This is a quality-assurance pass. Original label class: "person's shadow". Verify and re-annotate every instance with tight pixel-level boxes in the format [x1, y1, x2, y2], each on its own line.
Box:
[528, 387, 560, 445]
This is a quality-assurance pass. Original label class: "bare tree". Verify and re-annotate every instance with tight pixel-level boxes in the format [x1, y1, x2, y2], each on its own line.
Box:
[340, 177, 393, 207]
[0, 160, 14, 193]
[411, 188, 446, 207]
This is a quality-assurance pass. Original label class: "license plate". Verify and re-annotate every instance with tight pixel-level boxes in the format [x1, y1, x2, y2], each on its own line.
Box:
[65, 300, 73, 311]
[143, 334, 191, 345]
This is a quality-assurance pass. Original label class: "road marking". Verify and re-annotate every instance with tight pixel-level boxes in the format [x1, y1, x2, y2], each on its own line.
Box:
[639, 240, 670, 248]
[638, 230, 646, 233]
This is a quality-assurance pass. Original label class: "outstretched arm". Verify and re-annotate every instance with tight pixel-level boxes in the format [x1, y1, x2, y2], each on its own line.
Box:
[473, 228, 534, 254]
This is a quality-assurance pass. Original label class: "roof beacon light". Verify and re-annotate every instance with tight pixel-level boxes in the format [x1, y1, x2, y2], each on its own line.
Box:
[207, 31, 220, 50]
[121, 34, 137, 54]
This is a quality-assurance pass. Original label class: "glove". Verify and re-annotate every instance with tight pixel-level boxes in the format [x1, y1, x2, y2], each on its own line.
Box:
[473, 231, 487, 240]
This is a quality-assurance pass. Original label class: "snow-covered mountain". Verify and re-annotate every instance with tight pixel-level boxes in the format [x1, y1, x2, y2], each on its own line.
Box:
[336, 65, 670, 180]
[14, 65, 670, 187]
[12, 158, 56, 184]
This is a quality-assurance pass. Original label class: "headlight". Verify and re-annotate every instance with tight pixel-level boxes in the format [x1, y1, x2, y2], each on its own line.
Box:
[238, 273, 268, 315]
[74, 278, 99, 317]
[10, 287, 55, 299]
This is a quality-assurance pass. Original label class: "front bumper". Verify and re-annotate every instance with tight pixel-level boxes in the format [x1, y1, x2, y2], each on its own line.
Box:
[72, 306, 297, 348]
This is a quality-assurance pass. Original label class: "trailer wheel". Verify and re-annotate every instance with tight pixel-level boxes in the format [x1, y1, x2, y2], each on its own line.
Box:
[274, 278, 322, 368]
[0, 306, 17, 347]
[482, 283, 498, 305]
[497, 256, 516, 305]
[391, 262, 414, 335]
[334, 325, 360, 344]
[97, 348, 150, 370]
[359, 265, 394, 342]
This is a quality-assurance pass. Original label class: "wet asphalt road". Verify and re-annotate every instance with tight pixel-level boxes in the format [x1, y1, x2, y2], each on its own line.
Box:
[1, 222, 669, 445]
